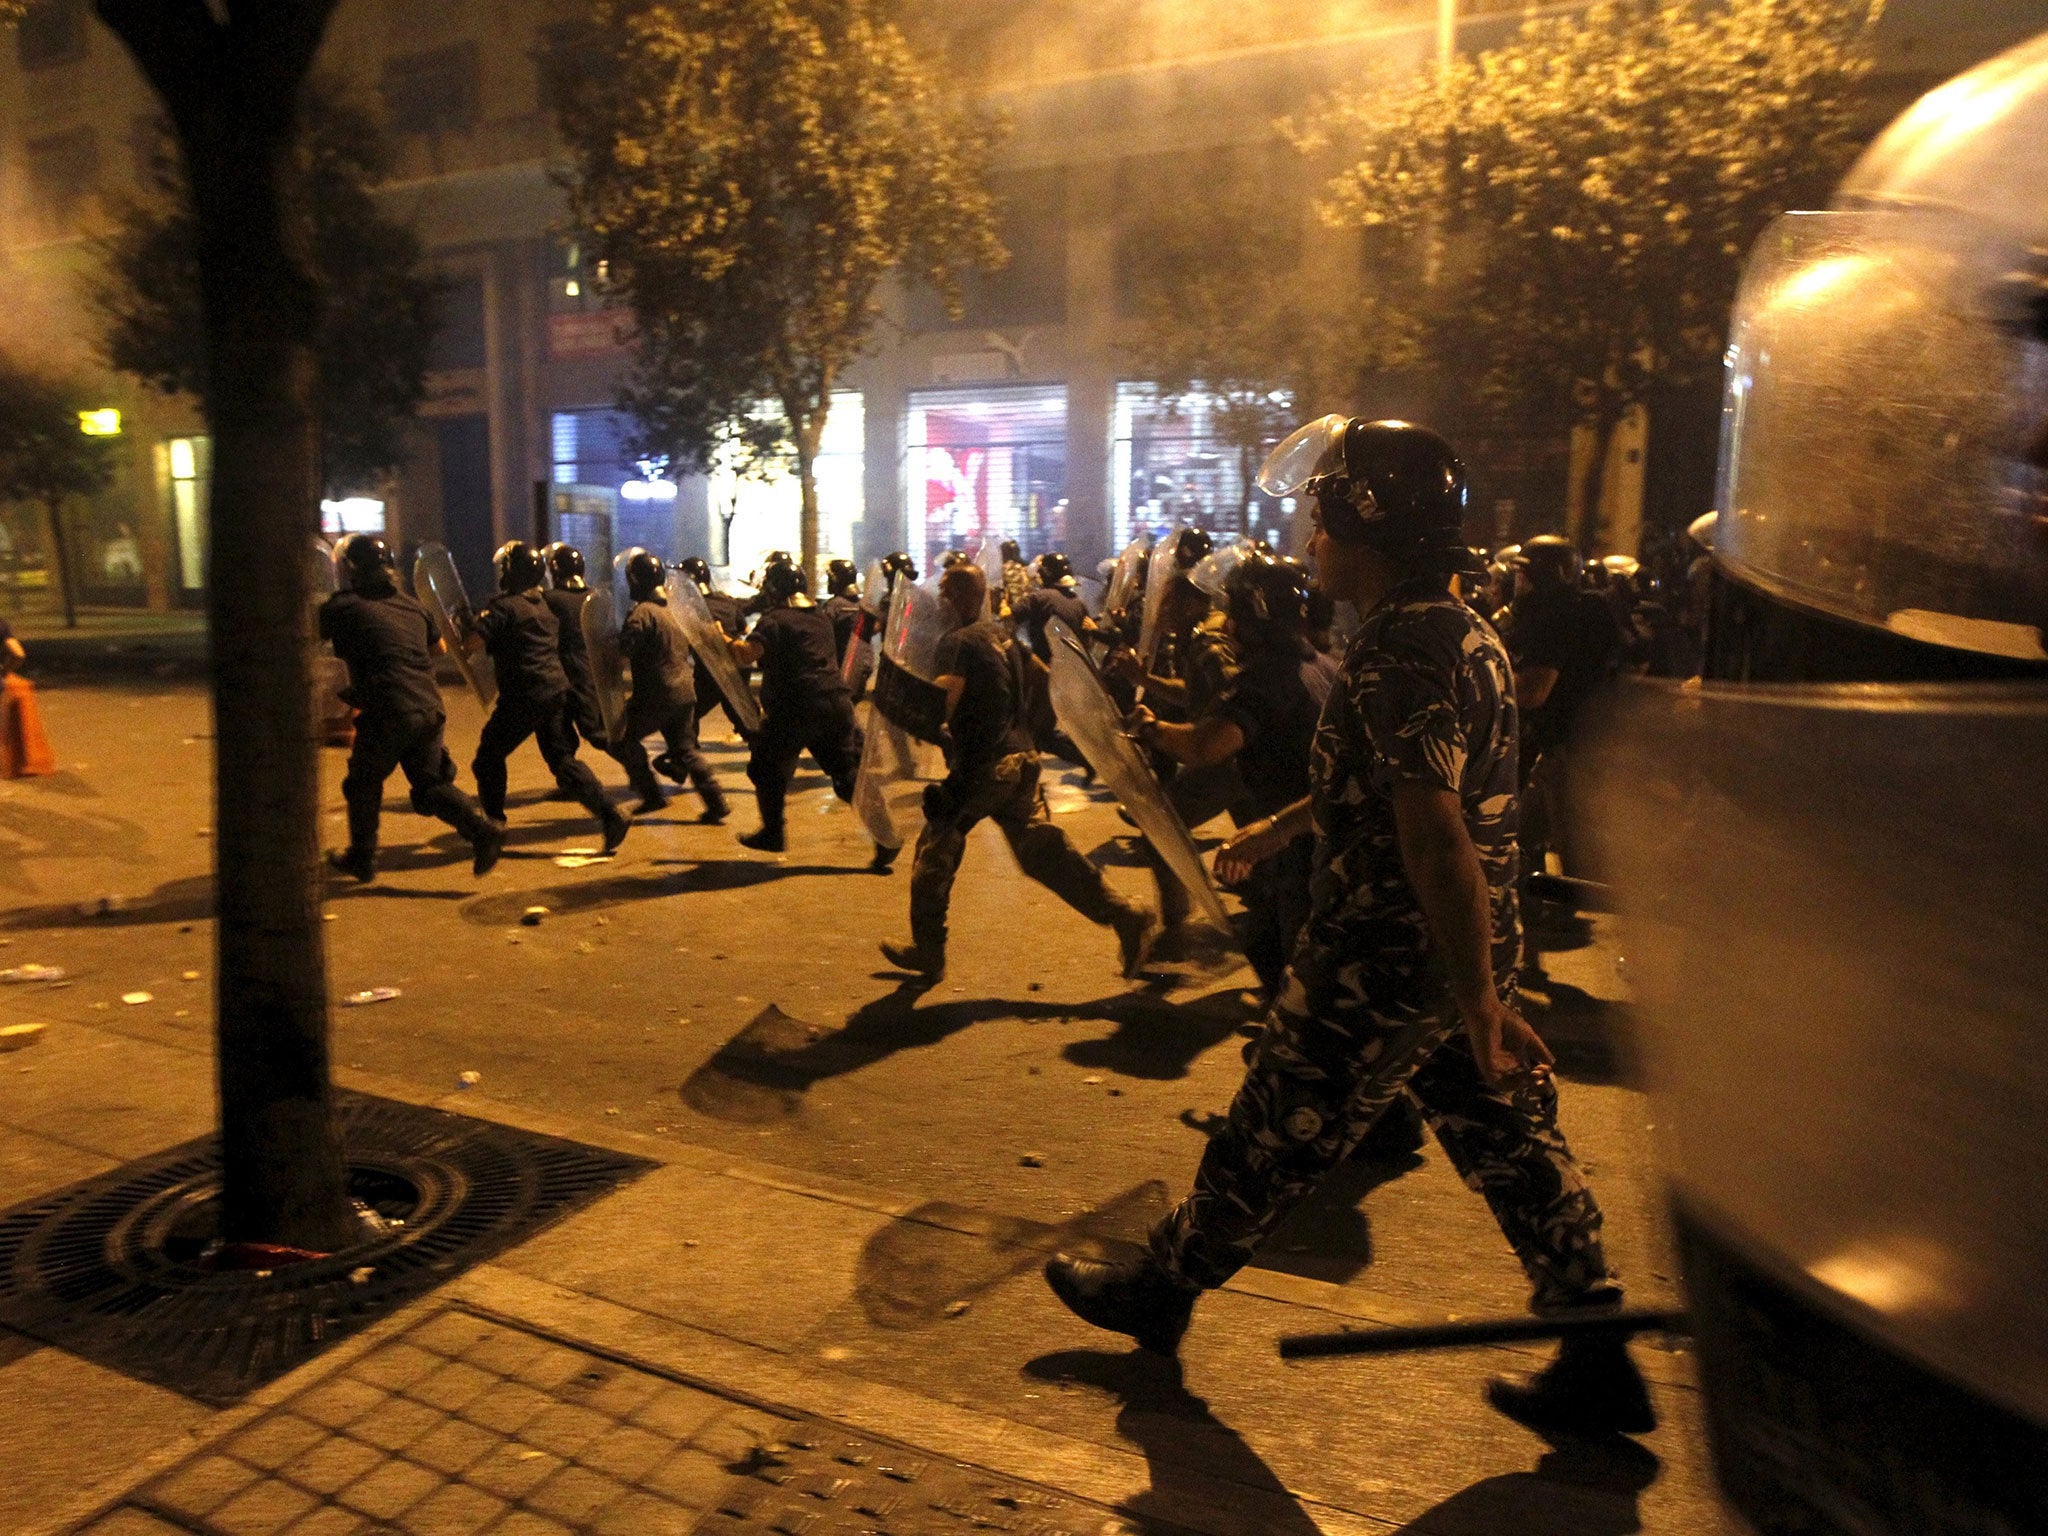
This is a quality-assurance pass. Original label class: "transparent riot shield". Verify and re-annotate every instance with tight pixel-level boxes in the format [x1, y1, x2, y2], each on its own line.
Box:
[580, 588, 628, 745]
[1188, 537, 1255, 602]
[665, 573, 761, 734]
[974, 538, 1006, 618]
[860, 559, 889, 618]
[1136, 527, 1190, 672]
[1106, 535, 1150, 618]
[1074, 576, 1105, 615]
[412, 541, 495, 708]
[852, 578, 948, 851]
[1044, 617, 1231, 930]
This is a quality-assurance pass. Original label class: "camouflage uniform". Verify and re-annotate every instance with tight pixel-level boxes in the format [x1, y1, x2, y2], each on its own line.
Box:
[1149, 578, 1619, 1312]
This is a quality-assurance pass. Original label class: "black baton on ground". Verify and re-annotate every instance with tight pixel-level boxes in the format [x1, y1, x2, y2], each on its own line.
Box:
[1279, 1307, 1691, 1359]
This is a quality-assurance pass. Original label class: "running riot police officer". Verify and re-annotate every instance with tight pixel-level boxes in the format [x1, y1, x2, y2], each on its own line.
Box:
[678, 556, 753, 736]
[467, 540, 630, 853]
[542, 541, 607, 757]
[319, 535, 504, 881]
[878, 562, 1158, 982]
[1046, 419, 1650, 1438]
[731, 559, 861, 852]
[612, 550, 730, 822]
[820, 557, 872, 697]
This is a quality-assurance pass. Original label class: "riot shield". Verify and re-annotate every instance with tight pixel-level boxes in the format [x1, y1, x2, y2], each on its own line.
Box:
[1136, 527, 1190, 673]
[665, 573, 761, 734]
[1044, 617, 1231, 930]
[1105, 536, 1149, 618]
[412, 542, 496, 708]
[852, 577, 948, 851]
[1188, 537, 1254, 601]
[974, 538, 1006, 618]
[1074, 576, 1105, 615]
[580, 588, 628, 746]
[860, 558, 889, 618]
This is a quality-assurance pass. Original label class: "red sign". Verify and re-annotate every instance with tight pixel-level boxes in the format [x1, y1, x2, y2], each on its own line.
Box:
[549, 310, 631, 360]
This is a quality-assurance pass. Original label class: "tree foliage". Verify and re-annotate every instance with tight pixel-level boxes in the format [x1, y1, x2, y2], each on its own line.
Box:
[1291, 0, 1885, 526]
[91, 76, 444, 497]
[552, 0, 1006, 579]
[0, 353, 118, 628]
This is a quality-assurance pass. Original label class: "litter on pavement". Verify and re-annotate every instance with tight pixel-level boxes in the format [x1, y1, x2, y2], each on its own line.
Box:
[342, 987, 402, 1006]
[1, 964, 66, 984]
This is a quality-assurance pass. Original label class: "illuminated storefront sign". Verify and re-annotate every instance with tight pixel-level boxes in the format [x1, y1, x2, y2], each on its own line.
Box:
[78, 408, 122, 436]
[905, 385, 1067, 572]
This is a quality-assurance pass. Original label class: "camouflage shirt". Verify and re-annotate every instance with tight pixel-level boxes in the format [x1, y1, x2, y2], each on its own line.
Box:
[1304, 577, 1521, 1000]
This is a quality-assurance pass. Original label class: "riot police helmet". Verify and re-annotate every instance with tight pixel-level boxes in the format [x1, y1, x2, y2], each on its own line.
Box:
[759, 559, 809, 605]
[333, 533, 396, 592]
[1259, 417, 1479, 574]
[940, 550, 973, 570]
[493, 540, 546, 593]
[825, 558, 860, 596]
[1174, 528, 1214, 569]
[624, 549, 668, 602]
[1513, 534, 1583, 588]
[678, 556, 714, 592]
[1224, 552, 1313, 643]
[1039, 551, 1076, 588]
[1000, 539, 1022, 564]
[544, 542, 587, 590]
[881, 550, 919, 585]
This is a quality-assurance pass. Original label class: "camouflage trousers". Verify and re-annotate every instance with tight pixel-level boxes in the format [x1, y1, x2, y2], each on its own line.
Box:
[1150, 930, 1618, 1312]
[909, 752, 1140, 954]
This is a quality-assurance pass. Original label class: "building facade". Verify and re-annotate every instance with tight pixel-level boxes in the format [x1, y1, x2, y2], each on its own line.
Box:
[2, 0, 2042, 613]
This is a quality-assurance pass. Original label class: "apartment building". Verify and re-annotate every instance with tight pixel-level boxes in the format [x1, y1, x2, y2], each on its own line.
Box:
[1, 0, 2041, 611]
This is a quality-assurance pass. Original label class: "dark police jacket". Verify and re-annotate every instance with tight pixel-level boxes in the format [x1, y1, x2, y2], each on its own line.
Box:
[620, 596, 696, 712]
[319, 585, 444, 721]
[475, 589, 569, 706]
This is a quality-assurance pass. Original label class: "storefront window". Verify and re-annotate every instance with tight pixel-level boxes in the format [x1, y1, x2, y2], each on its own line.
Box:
[1112, 383, 1291, 550]
[706, 393, 864, 580]
[164, 435, 209, 594]
[906, 385, 1067, 572]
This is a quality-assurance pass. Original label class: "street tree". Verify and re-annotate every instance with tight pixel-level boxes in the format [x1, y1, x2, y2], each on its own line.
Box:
[552, 0, 1006, 585]
[1119, 181, 1345, 533]
[1291, 0, 1883, 535]
[0, 354, 117, 629]
[93, 78, 444, 498]
[93, 0, 360, 1253]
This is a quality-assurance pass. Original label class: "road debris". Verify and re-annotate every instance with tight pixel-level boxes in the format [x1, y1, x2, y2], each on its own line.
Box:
[342, 987, 402, 1006]
[122, 991, 154, 1005]
[181, 970, 200, 982]
[1, 964, 67, 984]
[1020, 1152, 1046, 1168]
[521, 906, 549, 926]
[0, 1023, 46, 1052]
[1082, 1075, 1102, 1085]
[944, 1299, 972, 1318]
[458, 1069, 482, 1087]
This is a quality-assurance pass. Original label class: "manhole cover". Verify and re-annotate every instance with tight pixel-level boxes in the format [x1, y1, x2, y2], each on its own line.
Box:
[0, 1092, 652, 1404]
[96, 1308, 1162, 1536]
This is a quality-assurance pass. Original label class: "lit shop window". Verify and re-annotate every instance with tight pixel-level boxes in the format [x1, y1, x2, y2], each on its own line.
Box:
[320, 497, 387, 536]
[164, 435, 209, 592]
[1112, 383, 1291, 551]
[707, 393, 864, 579]
[905, 385, 1066, 572]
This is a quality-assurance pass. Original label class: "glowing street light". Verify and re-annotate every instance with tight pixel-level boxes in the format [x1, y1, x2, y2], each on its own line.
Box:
[78, 408, 122, 436]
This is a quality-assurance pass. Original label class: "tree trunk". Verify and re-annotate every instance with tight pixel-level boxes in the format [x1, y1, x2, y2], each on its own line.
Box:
[97, 0, 357, 1253]
[792, 409, 826, 596]
[42, 498, 78, 629]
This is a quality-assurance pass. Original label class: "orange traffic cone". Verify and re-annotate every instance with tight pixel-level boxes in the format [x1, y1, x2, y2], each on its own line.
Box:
[1, 672, 57, 778]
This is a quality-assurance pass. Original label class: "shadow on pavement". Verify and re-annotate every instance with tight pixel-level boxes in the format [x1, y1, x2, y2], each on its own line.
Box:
[681, 983, 1261, 1124]
[3, 872, 213, 930]
[854, 1183, 1167, 1330]
[1387, 1429, 1661, 1534]
[1023, 1348, 1327, 1536]
[1518, 977, 1637, 1088]
[459, 860, 861, 926]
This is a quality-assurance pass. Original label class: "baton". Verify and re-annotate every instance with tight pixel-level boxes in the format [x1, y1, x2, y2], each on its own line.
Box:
[1278, 1306, 1690, 1359]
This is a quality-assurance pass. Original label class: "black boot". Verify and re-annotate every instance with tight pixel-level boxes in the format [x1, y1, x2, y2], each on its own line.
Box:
[326, 846, 376, 883]
[1044, 1252, 1198, 1355]
[869, 843, 899, 873]
[878, 938, 944, 980]
[469, 821, 506, 878]
[601, 806, 632, 854]
[1487, 1327, 1657, 1436]
[738, 825, 785, 852]
[1113, 908, 1161, 979]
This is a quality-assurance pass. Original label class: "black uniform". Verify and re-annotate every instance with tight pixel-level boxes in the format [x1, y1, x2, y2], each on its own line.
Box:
[471, 589, 620, 833]
[544, 586, 606, 749]
[820, 592, 872, 698]
[908, 620, 1146, 955]
[1012, 585, 1091, 665]
[319, 584, 494, 858]
[613, 596, 727, 816]
[746, 602, 863, 838]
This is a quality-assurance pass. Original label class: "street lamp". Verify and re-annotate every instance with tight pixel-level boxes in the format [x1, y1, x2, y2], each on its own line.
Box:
[1438, 0, 1457, 81]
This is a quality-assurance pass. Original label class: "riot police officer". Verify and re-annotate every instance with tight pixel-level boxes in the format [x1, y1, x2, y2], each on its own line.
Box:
[878, 562, 1158, 982]
[319, 535, 503, 880]
[1010, 551, 1094, 666]
[819, 557, 871, 696]
[1047, 420, 1648, 1437]
[611, 549, 730, 822]
[730, 559, 861, 852]
[467, 540, 630, 853]
[542, 541, 608, 766]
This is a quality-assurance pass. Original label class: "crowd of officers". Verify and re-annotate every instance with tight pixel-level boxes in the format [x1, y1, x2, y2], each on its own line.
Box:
[317, 418, 1694, 1440]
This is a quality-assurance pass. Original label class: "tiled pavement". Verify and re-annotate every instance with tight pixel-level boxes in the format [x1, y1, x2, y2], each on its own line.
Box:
[79, 1308, 1146, 1536]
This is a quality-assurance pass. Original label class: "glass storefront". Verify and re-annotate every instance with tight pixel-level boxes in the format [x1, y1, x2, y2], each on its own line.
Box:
[164, 435, 209, 597]
[906, 384, 1068, 571]
[705, 392, 864, 581]
[1112, 383, 1291, 550]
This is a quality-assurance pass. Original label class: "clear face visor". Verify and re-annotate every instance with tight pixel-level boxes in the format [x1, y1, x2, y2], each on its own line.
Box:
[1257, 414, 1351, 497]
